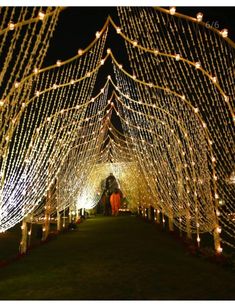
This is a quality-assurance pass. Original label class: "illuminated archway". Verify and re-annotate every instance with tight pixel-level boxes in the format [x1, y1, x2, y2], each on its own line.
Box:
[0, 7, 234, 254]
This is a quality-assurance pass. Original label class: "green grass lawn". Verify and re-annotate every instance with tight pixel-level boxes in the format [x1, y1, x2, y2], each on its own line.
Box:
[0, 225, 21, 261]
[0, 223, 50, 262]
[0, 215, 235, 300]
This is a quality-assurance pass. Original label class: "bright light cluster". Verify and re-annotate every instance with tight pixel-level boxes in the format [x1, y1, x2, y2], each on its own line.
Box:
[76, 162, 148, 211]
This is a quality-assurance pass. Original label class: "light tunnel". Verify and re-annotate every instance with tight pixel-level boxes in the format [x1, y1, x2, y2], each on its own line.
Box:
[0, 7, 234, 256]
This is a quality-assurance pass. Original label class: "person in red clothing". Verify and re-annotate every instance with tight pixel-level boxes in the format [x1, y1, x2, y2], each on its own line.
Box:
[110, 189, 121, 216]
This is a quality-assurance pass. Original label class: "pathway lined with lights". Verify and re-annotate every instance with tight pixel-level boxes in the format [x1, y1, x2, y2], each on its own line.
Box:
[0, 215, 235, 300]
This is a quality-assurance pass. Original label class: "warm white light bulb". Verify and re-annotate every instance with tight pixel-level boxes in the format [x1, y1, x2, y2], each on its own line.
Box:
[8, 21, 15, 30]
[221, 29, 228, 38]
[224, 95, 229, 102]
[133, 40, 138, 47]
[38, 11, 45, 20]
[154, 49, 159, 55]
[196, 12, 203, 22]
[218, 200, 223, 207]
[169, 7, 176, 15]
[212, 76, 217, 83]
[175, 53, 180, 61]
[195, 62, 201, 69]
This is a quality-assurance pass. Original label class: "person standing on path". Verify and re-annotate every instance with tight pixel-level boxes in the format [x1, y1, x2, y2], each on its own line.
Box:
[104, 190, 112, 216]
[110, 189, 121, 216]
[104, 173, 119, 216]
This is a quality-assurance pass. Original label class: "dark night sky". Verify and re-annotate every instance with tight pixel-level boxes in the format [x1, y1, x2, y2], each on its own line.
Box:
[44, 7, 118, 65]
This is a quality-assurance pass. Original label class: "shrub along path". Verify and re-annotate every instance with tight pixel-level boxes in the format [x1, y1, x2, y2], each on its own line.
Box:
[0, 215, 235, 300]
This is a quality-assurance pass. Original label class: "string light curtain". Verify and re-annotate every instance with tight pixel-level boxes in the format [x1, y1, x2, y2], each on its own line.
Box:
[117, 7, 234, 248]
[0, 8, 108, 231]
[0, 7, 62, 146]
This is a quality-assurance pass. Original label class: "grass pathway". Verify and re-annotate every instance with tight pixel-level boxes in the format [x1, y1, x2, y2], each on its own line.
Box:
[0, 215, 235, 300]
